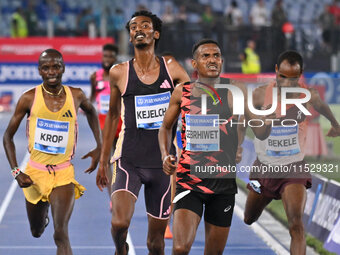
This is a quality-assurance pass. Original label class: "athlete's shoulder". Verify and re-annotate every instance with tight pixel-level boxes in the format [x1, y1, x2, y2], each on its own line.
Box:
[110, 61, 129, 77]
[308, 87, 322, 104]
[21, 86, 36, 101]
[67, 85, 85, 98]
[163, 56, 190, 84]
[254, 84, 267, 94]
[16, 87, 36, 112]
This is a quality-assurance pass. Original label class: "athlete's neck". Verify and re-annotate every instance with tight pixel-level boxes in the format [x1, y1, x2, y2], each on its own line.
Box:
[134, 48, 158, 73]
[197, 76, 220, 87]
[42, 83, 64, 96]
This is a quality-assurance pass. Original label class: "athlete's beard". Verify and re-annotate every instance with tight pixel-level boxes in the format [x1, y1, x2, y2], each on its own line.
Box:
[135, 43, 148, 49]
[102, 63, 112, 72]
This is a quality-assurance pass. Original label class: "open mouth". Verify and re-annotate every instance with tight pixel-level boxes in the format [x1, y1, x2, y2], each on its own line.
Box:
[48, 77, 57, 83]
[208, 65, 218, 70]
[135, 33, 146, 40]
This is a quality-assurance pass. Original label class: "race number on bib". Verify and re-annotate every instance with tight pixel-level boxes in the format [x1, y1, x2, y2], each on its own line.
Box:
[135, 91, 171, 129]
[266, 126, 300, 156]
[185, 114, 220, 151]
[34, 118, 69, 154]
[99, 94, 110, 114]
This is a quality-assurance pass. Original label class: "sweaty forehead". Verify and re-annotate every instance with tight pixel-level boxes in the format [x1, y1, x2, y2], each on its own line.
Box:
[39, 54, 63, 65]
[197, 43, 221, 55]
[278, 60, 301, 76]
[129, 16, 152, 26]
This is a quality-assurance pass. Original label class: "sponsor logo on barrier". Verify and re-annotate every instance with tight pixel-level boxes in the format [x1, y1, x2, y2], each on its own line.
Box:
[0, 63, 99, 84]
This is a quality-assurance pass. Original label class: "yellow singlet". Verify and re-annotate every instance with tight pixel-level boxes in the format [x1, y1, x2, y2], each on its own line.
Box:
[27, 84, 78, 165]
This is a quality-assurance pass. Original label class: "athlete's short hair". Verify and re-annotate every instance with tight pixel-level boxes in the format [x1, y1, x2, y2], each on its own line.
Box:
[192, 39, 221, 58]
[277, 50, 303, 72]
[39, 49, 63, 66]
[103, 43, 119, 54]
[126, 10, 162, 48]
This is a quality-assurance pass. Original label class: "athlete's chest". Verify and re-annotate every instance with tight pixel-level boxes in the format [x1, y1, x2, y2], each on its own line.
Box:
[133, 64, 160, 85]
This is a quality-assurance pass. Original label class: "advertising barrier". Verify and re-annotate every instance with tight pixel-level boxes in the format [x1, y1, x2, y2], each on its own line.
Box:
[0, 37, 114, 110]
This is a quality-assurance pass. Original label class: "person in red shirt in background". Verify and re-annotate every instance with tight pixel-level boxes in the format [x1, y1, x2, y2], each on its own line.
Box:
[90, 43, 122, 209]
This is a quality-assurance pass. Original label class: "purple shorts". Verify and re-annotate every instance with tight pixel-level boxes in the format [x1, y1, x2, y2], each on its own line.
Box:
[112, 158, 171, 219]
[247, 159, 312, 200]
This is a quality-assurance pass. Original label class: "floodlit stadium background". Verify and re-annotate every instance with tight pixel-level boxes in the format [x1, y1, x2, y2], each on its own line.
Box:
[0, 0, 340, 254]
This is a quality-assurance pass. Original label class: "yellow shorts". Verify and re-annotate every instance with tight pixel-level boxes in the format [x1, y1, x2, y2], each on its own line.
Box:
[23, 163, 86, 204]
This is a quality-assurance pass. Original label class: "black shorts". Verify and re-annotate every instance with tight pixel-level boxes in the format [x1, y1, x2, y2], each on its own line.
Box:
[173, 188, 235, 227]
[112, 158, 171, 219]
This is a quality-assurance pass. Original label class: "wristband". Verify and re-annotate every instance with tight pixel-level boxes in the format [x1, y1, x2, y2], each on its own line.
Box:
[163, 155, 171, 164]
[11, 167, 21, 179]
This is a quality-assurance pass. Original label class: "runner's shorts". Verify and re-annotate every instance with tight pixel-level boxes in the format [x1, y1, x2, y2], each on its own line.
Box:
[247, 159, 312, 200]
[112, 158, 171, 219]
[23, 161, 85, 204]
[173, 187, 235, 227]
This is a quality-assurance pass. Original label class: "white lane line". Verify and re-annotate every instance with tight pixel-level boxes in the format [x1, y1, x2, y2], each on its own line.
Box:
[234, 204, 290, 255]
[0, 152, 30, 224]
[0, 245, 272, 249]
[126, 231, 136, 255]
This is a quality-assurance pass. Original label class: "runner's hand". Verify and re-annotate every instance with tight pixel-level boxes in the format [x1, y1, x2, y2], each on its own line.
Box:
[16, 172, 34, 188]
[163, 155, 177, 175]
[326, 125, 340, 137]
[235, 146, 243, 164]
[96, 162, 109, 191]
[82, 146, 101, 173]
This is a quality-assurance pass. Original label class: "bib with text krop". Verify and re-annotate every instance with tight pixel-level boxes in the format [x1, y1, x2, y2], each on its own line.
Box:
[34, 118, 69, 154]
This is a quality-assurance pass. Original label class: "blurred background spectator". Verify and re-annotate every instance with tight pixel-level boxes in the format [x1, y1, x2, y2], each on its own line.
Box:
[0, 0, 339, 72]
[10, 7, 28, 38]
[240, 40, 261, 74]
[224, 0, 243, 27]
[318, 4, 335, 51]
[250, 0, 269, 27]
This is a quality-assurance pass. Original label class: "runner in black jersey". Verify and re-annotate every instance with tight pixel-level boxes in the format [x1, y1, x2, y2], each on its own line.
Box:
[96, 11, 189, 255]
[159, 39, 274, 255]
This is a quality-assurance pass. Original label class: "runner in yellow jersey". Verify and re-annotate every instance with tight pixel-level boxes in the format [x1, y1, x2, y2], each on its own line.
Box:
[3, 49, 101, 255]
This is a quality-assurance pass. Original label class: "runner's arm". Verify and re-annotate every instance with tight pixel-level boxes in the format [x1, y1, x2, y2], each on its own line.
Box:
[238, 83, 273, 140]
[78, 88, 102, 173]
[3, 90, 34, 187]
[309, 87, 340, 137]
[89, 72, 97, 102]
[96, 65, 122, 190]
[159, 84, 182, 175]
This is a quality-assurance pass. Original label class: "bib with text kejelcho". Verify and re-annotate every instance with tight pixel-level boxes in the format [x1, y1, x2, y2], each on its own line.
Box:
[99, 94, 110, 114]
[135, 91, 171, 129]
[185, 114, 220, 151]
[265, 125, 300, 156]
[34, 118, 69, 154]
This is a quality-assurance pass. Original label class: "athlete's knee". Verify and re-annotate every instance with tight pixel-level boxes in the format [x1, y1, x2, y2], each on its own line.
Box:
[147, 238, 164, 254]
[30, 227, 44, 238]
[244, 212, 257, 225]
[53, 226, 69, 245]
[288, 215, 304, 237]
[111, 218, 129, 234]
[173, 243, 191, 255]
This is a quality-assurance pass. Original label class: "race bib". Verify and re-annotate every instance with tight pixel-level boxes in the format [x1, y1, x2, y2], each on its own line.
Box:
[185, 114, 220, 151]
[34, 118, 69, 154]
[99, 94, 110, 114]
[266, 126, 300, 156]
[135, 91, 171, 129]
